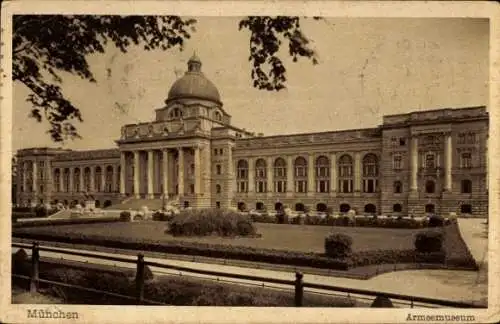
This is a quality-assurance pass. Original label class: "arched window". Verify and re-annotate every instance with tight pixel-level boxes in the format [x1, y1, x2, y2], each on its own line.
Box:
[393, 204, 402, 213]
[339, 203, 351, 213]
[461, 179, 472, 193]
[294, 157, 308, 193]
[237, 202, 246, 211]
[362, 154, 378, 193]
[216, 184, 221, 194]
[364, 204, 377, 214]
[273, 158, 287, 193]
[214, 111, 222, 121]
[169, 107, 183, 119]
[315, 156, 330, 193]
[394, 181, 402, 193]
[295, 203, 305, 212]
[461, 204, 472, 214]
[83, 167, 91, 192]
[425, 180, 435, 194]
[256, 202, 265, 211]
[338, 155, 353, 193]
[425, 204, 435, 214]
[255, 159, 267, 193]
[236, 160, 248, 193]
[317, 203, 328, 212]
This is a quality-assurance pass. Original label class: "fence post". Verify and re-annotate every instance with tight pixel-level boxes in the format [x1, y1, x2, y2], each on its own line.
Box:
[295, 271, 303, 307]
[30, 242, 40, 293]
[135, 253, 145, 304]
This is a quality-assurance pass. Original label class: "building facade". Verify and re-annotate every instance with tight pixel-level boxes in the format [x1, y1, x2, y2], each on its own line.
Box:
[14, 55, 489, 217]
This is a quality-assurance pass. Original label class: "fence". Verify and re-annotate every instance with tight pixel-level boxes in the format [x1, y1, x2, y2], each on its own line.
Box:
[12, 242, 484, 308]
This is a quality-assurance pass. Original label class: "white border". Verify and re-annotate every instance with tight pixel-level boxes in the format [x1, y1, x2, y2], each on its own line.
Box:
[1, 1, 499, 323]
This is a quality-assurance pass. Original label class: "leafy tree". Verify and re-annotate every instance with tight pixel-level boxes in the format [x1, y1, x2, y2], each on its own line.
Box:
[13, 15, 320, 142]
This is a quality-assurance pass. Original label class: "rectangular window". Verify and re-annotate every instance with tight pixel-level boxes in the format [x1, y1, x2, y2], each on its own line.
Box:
[274, 181, 286, 193]
[213, 149, 218, 156]
[339, 180, 352, 193]
[363, 179, 375, 193]
[393, 155, 402, 170]
[317, 180, 329, 193]
[237, 181, 248, 193]
[295, 180, 307, 193]
[256, 181, 266, 193]
[425, 154, 436, 169]
[461, 153, 472, 168]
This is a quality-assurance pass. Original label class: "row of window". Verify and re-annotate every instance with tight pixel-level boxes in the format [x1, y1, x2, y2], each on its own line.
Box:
[392, 152, 474, 170]
[213, 148, 225, 156]
[236, 154, 379, 179]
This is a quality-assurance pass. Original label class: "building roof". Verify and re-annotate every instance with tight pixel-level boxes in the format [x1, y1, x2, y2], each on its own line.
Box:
[167, 54, 221, 104]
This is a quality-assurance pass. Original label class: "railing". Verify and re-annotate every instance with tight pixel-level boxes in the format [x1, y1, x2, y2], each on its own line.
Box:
[12, 242, 484, 308]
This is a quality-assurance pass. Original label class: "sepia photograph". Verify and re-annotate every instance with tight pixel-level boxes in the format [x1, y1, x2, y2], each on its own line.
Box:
[1, 1, 499, 323]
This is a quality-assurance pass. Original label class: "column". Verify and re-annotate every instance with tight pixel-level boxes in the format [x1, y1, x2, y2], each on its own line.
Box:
[354, 152, 361, 192]
[79, 168, 84, 192]
[266, 156, 273, 195]
[286, 155, 293, 194]
[32, 160, 38, 195]
[445, 133, 452, 191]
[178, 147, 184, 196]
[194, 146, 201, 195]
[133, 151, 140, 198]
[90, 166, 95, 193]
[59, 170, 63, 193]
[248, 157, 255, 193]
[69, 168, 74, 193]
[161, 150, 169, 197]
[100, 166, 105, 192]
[22, 162, 27, 192]
[307, 154, 315, 194]
[147, 150, 154, 198]
[112, 165, 118, 193]
[411, 136, 418, 191]
[119, 152, 126, 194]
[330, 152, 337, 193]
[226, 146, 233, 195]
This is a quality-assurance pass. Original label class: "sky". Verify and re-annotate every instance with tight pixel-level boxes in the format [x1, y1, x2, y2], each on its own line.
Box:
[12, 17, 489, 151]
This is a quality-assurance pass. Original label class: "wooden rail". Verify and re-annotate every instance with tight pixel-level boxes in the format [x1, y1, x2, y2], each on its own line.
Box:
[12, 242, 484, 308]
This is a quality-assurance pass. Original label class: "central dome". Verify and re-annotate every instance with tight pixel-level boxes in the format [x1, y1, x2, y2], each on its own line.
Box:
[167, 54, 221, 104]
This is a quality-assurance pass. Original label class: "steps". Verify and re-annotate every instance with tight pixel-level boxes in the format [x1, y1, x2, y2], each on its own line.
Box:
[110, 198, 166, 211]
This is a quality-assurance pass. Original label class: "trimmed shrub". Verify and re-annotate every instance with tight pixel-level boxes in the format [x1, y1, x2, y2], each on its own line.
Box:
[428, 215, 444, 227]
[414, 231, 444, 253]
[324, 233, 353, 258]
[120, 211, 132, 222]
[153, 211, 175, 222]
[167, 209, 258, 237]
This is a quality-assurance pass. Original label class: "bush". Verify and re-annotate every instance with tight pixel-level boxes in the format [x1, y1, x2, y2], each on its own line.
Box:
[120, 211, 132, 222]
[133, 214, 144, 221]
[152, 211, 174, 222]
[428, 215, 444, 227]
[414, 231, 444, 253]
[167, 209, 258, 237]
[324, 233, 353, 258]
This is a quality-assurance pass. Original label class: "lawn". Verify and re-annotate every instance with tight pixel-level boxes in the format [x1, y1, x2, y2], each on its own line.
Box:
[14, 221, 424, 253]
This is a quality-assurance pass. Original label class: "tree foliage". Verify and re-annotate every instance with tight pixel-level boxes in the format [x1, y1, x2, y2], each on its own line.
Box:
[13, 15, 319, 142]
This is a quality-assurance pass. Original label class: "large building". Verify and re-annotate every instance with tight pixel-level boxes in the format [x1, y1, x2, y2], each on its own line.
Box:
[14, 55, 489, 217]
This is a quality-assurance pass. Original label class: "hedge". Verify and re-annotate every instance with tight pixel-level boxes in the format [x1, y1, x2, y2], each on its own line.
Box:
[167, 209, 258, 237]
[12, 217, 121, 228]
